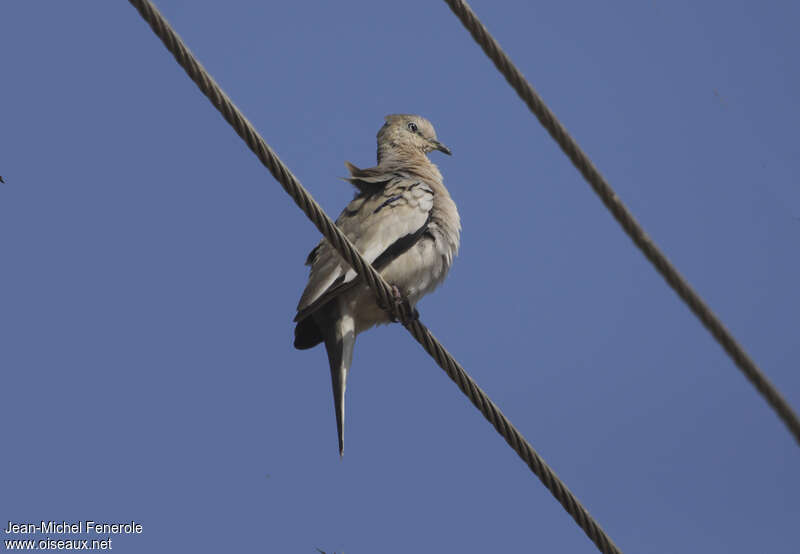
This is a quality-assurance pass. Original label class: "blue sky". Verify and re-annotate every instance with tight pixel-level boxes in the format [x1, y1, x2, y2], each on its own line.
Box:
[1, 1, 798, 552]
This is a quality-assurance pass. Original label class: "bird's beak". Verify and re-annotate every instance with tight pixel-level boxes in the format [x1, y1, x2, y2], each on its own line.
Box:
[430, 139, 452, 156]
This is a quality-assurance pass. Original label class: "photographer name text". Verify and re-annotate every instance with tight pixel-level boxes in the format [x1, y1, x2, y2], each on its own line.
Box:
[4, 521, 142, 535]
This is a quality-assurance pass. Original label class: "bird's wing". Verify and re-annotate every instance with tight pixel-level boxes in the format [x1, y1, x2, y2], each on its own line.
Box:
[295, 173, 434, 321]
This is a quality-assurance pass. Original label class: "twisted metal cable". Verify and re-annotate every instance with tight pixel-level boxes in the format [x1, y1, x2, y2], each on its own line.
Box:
[443, 0, 800, 447]
[128, 1, 622, 552]
[404, 319, 623, 554]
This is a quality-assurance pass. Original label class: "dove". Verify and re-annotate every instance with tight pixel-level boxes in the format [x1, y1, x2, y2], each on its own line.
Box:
[293, 114, 461, 456]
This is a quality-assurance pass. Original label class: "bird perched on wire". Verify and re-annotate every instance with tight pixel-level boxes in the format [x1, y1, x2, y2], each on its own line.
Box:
[293, 114, 461, 456]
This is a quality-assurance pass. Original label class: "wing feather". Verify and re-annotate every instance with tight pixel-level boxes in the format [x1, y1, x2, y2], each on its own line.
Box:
[295, 174, 433, 321]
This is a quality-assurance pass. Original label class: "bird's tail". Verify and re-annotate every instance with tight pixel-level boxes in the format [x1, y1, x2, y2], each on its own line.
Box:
[321, 314, 355, 457]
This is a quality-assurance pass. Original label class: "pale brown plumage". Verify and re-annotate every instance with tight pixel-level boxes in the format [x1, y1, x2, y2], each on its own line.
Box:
[294, 114, 461, 455]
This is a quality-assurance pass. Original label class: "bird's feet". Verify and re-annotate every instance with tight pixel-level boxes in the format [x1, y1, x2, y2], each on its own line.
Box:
[387, 285, 419, 326]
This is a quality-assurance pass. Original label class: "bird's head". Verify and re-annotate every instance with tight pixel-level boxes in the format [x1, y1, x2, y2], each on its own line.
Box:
[377, 114, 451, 163]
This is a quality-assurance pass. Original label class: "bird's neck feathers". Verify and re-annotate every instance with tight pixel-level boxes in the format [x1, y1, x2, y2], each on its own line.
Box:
[378, 140, 428, 166]
[376, 143, 443, 184]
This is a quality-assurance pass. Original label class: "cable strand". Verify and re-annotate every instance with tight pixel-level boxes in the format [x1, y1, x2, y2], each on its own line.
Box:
[442, 0, 800, 447]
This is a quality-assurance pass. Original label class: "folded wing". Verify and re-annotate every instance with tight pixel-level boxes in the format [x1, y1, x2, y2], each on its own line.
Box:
[295, 171, 434, 324]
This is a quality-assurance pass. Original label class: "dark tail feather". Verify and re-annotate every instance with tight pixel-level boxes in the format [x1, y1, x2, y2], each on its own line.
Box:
[294, 316, 323, 350]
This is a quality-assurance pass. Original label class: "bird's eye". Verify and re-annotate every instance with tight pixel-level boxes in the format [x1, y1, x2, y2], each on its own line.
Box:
[407, 122, 418, 133]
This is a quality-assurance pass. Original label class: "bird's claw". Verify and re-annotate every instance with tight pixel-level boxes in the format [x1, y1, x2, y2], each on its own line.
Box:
[386, 285, 418, 325]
